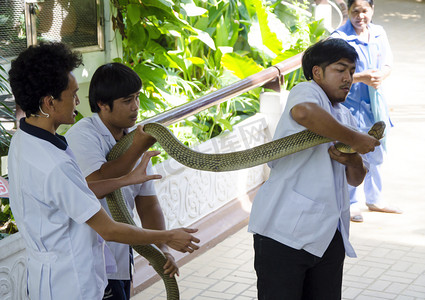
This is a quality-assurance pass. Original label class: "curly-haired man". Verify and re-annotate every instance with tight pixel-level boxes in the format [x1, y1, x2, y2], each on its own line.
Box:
[7, 42, 199, 300]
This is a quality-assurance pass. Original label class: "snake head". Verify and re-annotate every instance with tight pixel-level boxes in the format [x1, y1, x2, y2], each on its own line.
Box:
[335, 121, 386, 153]
[368, 121, 386, 140]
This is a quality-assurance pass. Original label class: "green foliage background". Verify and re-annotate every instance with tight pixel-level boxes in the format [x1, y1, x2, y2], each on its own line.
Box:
[110, 0, 326, 164]
[0, 56, 13, 158]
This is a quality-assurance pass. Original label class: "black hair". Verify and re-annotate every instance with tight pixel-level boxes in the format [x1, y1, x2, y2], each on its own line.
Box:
[88, 62, 142, 113]
[302, 38, 359, 80]
[8, 42, 83, 117]
[347, 0, 373, 10]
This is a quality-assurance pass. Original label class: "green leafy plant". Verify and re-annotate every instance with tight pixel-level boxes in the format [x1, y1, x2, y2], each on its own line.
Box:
[0, 59, 9, 93]
[222, 0, 326, 87]
[110, 0, 326, 164]
[0, 55, 14, 157]
[0, 55, 17, 238]
[0, 197, 17, 238]
[0, 105, 13, 157]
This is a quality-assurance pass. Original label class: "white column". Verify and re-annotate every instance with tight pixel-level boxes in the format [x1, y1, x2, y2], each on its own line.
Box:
[314, 3, 333, 32]
[259, 91, 288, 138]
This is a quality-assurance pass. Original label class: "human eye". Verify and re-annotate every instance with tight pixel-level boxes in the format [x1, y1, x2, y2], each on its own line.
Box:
[132, 93, 140, 101]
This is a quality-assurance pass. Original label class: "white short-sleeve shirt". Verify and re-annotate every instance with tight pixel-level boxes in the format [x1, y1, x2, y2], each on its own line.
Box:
[8, 119, 107, 300]
[248, 81, 357, 258]
[65, 113, 156, 280]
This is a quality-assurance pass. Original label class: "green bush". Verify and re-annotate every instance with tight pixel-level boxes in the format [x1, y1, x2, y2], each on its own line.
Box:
[0, 197, 17, 238]
[0, 54, 16, 237]
[110, 0, 326, 163]
[0, 56, 13, 157]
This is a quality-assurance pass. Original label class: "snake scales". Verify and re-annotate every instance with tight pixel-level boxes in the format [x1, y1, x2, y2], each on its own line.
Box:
[106, 120, 385, 300]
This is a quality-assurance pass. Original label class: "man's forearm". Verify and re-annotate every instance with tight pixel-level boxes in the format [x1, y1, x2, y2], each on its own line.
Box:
[291, 102, 358, 144]
[136, 196, 168, 248]
[345, 154, 367, 186]
[87, 147, 143, 181]
[87, 175, 135, 199]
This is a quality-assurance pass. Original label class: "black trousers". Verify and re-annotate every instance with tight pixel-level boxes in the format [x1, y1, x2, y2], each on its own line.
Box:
[103, 247, 133, 300]
[103, 279, 131, 300]
[253, 230, 345, 300]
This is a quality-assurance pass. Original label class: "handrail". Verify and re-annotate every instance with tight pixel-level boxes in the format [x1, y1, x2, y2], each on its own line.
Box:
[135, 53, 303, 127]
[329, 0, 344, 30]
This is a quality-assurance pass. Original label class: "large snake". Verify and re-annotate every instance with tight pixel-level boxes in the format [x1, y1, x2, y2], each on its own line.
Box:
[106, 120, 385, 299]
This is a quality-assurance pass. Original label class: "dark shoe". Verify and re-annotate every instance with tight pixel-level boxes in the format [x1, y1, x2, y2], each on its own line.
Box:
[366, 203, 403, 214]
[350, 213, 364, 222]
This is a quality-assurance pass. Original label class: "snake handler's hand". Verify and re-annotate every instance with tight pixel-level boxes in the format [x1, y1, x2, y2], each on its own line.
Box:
[328, 145, 363, 167]
[166, 228, 200, 253]
[162, 251, 179, 277]
[349, 131, 380, 154]
[123, 151, 162, 185]
[328, 145, 368, 187]
[131, 125, 157, 154]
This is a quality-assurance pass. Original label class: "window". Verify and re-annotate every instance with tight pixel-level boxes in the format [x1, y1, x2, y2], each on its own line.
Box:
[0, 0, 26, 58]
[0, 0, 103, 59]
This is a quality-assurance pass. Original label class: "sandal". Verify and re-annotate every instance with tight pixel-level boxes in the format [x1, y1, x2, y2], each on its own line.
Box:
[350, 214, 364, 222]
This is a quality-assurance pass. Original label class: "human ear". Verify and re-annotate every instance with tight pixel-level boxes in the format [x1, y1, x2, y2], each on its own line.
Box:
[97, 101, 109, 112]
[312, 65, 322, 80]
[40, 95, 55, 110]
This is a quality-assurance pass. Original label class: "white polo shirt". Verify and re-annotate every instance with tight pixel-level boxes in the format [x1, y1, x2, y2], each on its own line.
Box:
[248, 81, 358, 258]
[8, 119, 107, 300]
[66, 113, 156, 280]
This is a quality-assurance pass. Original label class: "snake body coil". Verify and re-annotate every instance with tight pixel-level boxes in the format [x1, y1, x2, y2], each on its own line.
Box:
[106, 121, 385, 299]
[107, 141, 180, 300]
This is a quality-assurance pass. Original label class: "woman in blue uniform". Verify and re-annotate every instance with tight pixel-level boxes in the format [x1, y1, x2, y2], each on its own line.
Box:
[332, 0, 401, 222]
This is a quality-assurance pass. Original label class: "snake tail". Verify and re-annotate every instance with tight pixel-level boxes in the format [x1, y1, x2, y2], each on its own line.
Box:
[106, 153, 180, 300]
[106, 144, 180, 300]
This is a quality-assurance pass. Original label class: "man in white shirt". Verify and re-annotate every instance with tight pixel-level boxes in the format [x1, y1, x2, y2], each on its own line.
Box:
[8, 42, 199, 300]
[248, 38, 380, 299]
[66, 63, 178, 300]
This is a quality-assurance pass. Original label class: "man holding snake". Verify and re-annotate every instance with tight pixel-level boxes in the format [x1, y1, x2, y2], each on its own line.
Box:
[248, 38, 380, 299]
[66, 62, 178, 300]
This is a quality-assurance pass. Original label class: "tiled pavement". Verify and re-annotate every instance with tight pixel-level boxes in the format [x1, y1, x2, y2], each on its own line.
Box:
[132, 0, 425, 299]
